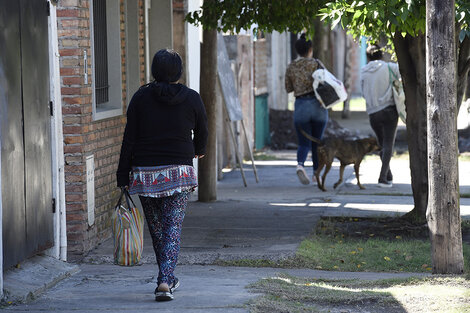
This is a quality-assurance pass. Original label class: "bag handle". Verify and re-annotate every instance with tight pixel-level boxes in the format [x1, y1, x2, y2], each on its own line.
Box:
[115, 187, 137, 211]
[388, 63, 399, 83]
[316, 58, 326, 70]
[123, 188, 136, 210]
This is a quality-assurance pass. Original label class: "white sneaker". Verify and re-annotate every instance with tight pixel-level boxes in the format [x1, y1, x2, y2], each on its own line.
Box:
[377, 182, 393, 188]
[296, 165, 310, 185]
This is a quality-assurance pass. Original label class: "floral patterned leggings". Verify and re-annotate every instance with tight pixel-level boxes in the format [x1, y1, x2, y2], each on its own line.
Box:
[139, 192, 189, 286]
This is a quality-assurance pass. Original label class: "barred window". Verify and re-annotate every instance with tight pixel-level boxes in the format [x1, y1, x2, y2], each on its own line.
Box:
[92, 0, 109, 104]
[90, 0, 122, 120]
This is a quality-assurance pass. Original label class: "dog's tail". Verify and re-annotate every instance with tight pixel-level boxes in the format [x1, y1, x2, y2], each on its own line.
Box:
[300, 129, 322, 144]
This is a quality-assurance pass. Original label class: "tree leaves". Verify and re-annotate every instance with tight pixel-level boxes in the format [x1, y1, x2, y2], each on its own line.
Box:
[185, 0, 470, 43]
[185, 0, 328, 36]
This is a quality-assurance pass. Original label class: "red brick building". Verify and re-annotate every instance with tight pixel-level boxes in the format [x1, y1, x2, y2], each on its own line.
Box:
[56, 0, 174, 259]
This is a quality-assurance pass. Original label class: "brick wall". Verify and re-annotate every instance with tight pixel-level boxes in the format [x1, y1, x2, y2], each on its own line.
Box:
[57, 0, 146, 259]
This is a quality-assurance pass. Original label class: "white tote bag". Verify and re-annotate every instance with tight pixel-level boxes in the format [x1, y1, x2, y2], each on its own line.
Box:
[388, 63, 406, 123]
[312, 60, 348, 109]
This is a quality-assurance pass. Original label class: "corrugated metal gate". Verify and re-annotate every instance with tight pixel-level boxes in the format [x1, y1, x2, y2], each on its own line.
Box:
[0, 0, 53, 269]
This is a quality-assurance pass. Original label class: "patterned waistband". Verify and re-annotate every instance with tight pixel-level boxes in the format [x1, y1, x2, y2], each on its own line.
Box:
[128, 165, 197, 198]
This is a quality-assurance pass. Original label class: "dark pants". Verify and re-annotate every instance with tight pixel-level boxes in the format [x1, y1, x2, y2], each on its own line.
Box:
[369, 105, 399, 183]
[294, 96, 328, 171]
[139, 192, 189, 286]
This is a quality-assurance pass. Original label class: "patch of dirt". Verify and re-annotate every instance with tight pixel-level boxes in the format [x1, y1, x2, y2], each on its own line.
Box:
[316, 216, 470, 244]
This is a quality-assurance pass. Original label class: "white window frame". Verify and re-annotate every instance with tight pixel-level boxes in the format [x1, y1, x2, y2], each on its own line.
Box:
[89, 0, 123, 120]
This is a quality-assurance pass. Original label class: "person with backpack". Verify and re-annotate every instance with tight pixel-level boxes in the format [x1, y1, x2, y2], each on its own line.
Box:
[360, 44, 400, 187]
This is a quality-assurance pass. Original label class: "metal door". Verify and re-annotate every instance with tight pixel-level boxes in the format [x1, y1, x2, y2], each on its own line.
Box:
[0, 0, 53, 269]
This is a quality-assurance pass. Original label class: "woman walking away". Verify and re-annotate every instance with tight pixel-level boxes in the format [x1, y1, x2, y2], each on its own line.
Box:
[360, 44, 399, 188]
[117, 49, 208, 301]
[285, 34, 329, 185]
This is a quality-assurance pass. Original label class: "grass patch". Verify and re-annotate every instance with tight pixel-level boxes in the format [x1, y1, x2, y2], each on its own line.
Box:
[299, 217, 470, 274]
[459, 154, 470, 162]
[331, 97, 366, 112]
[253, 152, 278, 161]
[221, 217, 470, 276]
[296, 235, 432, 272]
[248, 274, 470, 313]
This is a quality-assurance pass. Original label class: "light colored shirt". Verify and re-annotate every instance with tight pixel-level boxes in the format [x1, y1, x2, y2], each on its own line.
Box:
[360, 60, 400, 115]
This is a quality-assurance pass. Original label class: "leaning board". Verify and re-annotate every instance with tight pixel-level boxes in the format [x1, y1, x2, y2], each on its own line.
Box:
[217, 33, 243, 121]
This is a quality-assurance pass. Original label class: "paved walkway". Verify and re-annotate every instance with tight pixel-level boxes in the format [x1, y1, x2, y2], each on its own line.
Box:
[3, 149, 469, 312]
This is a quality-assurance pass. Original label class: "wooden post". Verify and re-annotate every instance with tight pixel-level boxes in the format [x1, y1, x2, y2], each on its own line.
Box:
[198, 27, 218, 202]
[227, 119, 247, 187]
[426, 0, 464, 274]
[240, 120, 259, 183]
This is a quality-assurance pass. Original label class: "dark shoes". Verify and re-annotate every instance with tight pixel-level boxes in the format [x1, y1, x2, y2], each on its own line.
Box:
[154, 278, 180, 302]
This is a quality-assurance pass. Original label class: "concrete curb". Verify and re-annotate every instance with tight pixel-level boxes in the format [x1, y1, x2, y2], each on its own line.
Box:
[1, 255, 79, 305]
[83, 249, 297, 265]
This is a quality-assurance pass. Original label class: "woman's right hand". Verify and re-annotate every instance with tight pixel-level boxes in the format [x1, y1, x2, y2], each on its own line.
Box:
[195, 155, 205, 159]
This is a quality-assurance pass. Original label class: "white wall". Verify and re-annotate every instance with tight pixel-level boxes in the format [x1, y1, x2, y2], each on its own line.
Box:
[148, 0, 173, 81]
[186, 0, 202, 92]
[187, 0, 202, 173]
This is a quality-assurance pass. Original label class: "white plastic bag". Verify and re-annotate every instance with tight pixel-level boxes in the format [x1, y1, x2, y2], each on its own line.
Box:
[312, 68, 348, 109]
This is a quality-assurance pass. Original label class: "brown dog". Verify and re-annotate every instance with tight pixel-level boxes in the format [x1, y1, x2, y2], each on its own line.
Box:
[300, 129, 380, 191]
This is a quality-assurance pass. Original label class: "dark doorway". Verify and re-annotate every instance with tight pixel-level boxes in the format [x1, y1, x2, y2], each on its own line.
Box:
[0, 0, 53, 269]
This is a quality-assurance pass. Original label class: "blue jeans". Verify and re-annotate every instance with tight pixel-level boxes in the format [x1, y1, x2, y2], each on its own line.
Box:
[294, 96, 328, 171]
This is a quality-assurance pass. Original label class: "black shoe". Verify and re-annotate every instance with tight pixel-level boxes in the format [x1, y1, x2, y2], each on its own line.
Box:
[155, 290, 173, 301]
[170, 278, 180, 292]
[154, 278, 179, 301]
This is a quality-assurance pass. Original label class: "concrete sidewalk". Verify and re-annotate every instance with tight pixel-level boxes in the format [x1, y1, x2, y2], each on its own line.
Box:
[2, 264, 428, 313]
[3, 150, 469, 312]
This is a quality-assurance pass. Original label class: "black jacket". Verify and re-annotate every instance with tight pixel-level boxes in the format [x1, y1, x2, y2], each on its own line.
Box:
[116, 82, 208, 187]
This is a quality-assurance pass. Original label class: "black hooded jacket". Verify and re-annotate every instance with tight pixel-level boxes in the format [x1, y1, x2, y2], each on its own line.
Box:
[116, 82, 208, 187]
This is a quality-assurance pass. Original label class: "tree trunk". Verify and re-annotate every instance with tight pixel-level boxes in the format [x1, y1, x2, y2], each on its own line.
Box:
[457, 35, 470, 109]
[312, 18, 332, 70]
[426, 0, 464, 274]
[393, 33, 428, 223]
[342, 31, 351, 119]
[466, 72, 470, 100]
[198, 28, 218, 202]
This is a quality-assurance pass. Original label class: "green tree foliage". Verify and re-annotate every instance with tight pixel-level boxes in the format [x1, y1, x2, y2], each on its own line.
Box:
[319, 0, 469, 43]
[185, 0, 326, 34]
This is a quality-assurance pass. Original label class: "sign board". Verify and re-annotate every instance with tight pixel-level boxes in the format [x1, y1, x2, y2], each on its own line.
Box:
[217, 33, 243, 121]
